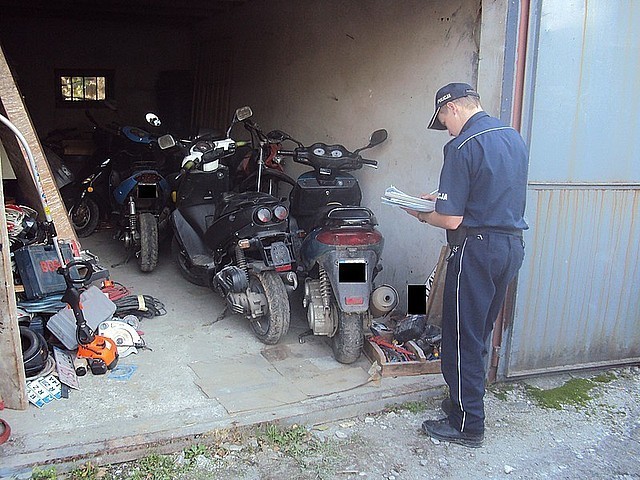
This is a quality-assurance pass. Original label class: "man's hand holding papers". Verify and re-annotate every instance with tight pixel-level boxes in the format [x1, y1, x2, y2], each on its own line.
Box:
[381, 186, 436, 213]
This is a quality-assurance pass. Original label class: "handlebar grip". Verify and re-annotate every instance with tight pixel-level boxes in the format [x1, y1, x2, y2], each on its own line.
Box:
[58, 260, 94, 286]
[361, 158, 378, 168]
[278, 150, 295, 157]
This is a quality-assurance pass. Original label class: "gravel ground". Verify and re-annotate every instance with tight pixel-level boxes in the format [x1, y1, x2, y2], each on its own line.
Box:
[91, 366, 640, 480]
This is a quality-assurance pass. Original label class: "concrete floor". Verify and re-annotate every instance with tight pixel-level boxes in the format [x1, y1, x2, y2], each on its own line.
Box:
[0, 228, 445, 478]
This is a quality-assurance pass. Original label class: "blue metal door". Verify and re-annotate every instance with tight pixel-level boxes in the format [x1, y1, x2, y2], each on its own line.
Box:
[501, 0, 640, 378]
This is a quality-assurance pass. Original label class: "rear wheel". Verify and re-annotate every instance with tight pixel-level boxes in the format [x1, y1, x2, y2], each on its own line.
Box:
[249, 271, 290, 345]
[331, 309, 364, 364]
[138, 212, 158, 272]
[70, 197, 99, 237]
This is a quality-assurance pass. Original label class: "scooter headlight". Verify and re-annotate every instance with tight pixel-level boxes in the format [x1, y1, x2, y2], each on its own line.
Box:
[273, 205, 288, 221]
[256, 207, 272, 223]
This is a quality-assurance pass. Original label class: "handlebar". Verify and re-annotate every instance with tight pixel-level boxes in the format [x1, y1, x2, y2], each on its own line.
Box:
[277, 145, 378, 171]
[58, 260, 94, 286]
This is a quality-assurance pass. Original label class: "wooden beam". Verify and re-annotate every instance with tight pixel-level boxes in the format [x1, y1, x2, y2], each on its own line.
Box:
[0, 151, 27, 410]
[0, 43, 78, 244]
[0, 41, 80, 410]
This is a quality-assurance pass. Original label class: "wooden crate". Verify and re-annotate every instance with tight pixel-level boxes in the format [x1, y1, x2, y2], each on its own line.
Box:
[363, 336, 441, 377]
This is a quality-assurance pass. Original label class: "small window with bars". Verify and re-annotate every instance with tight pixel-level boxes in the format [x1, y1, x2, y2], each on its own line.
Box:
[55, 70, 114, 106]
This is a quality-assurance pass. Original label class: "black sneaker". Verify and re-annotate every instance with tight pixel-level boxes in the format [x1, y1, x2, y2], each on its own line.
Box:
[441, 398, 453, 416]
[421, 418, 484, 448]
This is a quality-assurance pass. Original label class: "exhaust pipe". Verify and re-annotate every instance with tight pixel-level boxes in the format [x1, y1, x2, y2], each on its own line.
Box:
[369, 284, 398, 318]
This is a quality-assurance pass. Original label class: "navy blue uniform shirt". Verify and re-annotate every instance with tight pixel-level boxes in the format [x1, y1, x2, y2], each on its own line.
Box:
[435, 112, 529, 230]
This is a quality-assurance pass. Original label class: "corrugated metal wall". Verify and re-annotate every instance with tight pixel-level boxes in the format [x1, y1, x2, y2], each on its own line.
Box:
[501, 0, 640, 378]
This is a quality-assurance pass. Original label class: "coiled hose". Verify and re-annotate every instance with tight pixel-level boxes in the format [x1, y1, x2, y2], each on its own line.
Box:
[113, 294, 166, 318]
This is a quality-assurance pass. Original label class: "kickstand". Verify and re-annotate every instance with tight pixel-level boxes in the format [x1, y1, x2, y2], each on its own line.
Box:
[110, 250, 132, 269]
[206, 306, 229, 326]
[298, 328, 314, 344]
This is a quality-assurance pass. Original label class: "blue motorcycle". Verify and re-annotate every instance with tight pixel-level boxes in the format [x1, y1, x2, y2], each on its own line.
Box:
[78, 112, 172, 272]
[110, 116, 172, 272]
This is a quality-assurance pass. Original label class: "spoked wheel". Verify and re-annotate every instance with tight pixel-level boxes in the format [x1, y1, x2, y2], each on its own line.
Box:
[171, 235, 207, 286]
[249, 271, 290, 345]
[331, 307, 364, 364]
[137, 212, 158, 272]
[70, 197, 99, 237]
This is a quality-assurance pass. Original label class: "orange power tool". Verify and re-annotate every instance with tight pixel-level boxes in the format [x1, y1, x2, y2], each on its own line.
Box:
[59, 260, 119, 370]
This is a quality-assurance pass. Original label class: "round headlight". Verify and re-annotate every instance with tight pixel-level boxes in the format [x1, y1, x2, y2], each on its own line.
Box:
[256, 207, 272, 223]
[273, 205, 288, 221]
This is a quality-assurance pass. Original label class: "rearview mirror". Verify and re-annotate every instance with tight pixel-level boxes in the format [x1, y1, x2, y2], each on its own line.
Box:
[158, 134, 176, 150]
[235, 106, 253, 122]
[368, 129, 388, 148]
[145, 112, 162, 127]
[354, 129, 388, 155]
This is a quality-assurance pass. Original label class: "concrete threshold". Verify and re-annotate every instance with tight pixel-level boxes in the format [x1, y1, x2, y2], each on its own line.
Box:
[1, 375, 445, 478]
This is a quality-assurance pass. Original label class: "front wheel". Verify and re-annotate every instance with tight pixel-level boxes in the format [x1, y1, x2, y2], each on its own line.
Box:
[138, 212, 158, 272]
[171, 236, 207, 286]
[249, 271, 290, 345]
[70, 197, 99, 237]
[331, 309, 364, 364]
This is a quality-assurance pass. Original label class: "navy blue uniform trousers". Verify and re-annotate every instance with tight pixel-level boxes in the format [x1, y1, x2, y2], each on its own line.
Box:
[441, 231, 525, 434]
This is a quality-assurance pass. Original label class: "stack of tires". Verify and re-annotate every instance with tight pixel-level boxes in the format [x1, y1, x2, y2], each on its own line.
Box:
[20, 325, 49, 377]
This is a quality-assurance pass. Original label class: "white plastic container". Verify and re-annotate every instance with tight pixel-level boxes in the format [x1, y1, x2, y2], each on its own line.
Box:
[46, 286, 116, 350]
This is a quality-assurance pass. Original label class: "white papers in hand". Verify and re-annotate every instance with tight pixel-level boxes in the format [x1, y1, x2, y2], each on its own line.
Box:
[381, 185, 436, 212]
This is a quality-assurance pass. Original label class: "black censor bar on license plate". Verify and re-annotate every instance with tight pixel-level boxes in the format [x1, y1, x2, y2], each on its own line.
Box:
[339, 261, 366, 283]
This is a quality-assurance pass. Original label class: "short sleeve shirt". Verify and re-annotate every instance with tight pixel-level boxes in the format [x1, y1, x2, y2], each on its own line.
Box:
[435, 112, 529, 230]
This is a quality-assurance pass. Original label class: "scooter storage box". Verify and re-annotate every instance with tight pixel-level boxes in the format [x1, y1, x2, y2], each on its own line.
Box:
[46, 286, 116, 350]
[291, 172, 362, 217]
[14, 244, 78, 300]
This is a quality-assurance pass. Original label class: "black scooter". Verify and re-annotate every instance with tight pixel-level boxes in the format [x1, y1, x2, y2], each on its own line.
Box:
[158, 107, 297, 345]
[277, 129, 394, 363]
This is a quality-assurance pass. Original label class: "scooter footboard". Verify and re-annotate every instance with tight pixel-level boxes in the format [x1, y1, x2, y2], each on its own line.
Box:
[317, 250, 378, 313]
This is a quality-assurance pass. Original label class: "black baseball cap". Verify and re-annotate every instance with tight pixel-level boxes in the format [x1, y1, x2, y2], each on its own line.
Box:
[427, 82, 480, 130]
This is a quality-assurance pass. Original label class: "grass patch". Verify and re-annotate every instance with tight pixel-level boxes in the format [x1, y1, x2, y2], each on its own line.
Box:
[525, 378, 597, 410]
[31, 467, 58, 479]
[259, 423, 311, 456]
[488, 383, 515, 401]
[386, 400, 429, 414]
[257, 423, 346, 478]
[126, 452, 185, 480]
[183, 443, 210, 463]
[593, 371, 617, 383]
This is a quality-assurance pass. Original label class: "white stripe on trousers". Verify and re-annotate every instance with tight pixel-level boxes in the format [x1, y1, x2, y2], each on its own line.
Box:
[456, 238, 468, 432]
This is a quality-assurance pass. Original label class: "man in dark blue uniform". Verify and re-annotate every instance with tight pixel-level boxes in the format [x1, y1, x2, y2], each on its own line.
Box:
[405, 83, 528, 447]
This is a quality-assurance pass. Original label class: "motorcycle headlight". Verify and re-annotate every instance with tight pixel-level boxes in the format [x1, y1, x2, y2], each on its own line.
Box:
[273, 205, 288, 221]
[256, 207, 272, 223]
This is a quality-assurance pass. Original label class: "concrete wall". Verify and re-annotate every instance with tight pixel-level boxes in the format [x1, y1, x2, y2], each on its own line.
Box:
[222, 0, 484, 305]
[0, 17, 192, 138]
